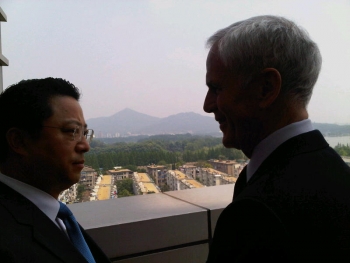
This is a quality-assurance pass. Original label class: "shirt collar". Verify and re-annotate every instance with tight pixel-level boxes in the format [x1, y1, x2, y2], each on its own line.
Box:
[246, 119, 314, 182]
[0, 172, 60, 225]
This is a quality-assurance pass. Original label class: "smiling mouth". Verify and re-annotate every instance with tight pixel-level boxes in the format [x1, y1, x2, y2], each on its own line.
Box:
[216, 118, 228, 132]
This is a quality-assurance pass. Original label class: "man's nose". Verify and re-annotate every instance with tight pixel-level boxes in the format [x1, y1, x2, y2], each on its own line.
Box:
[203, 90, 216, 113]
[77, 137, 90, 153]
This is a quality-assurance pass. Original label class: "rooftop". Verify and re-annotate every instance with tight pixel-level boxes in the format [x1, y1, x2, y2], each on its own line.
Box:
[208, 159, 237, 165]
[143, 182, 160, 193]
[185, 179, 205, 188]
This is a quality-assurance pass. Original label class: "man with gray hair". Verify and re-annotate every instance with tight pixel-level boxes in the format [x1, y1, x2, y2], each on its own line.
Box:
[204, 15, 350, 262]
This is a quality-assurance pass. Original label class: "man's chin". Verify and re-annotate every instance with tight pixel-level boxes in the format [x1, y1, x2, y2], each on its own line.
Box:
[222, 135, 237, 149]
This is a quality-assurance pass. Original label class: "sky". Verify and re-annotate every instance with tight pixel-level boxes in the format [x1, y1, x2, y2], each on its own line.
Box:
[1, 0, 350, 124]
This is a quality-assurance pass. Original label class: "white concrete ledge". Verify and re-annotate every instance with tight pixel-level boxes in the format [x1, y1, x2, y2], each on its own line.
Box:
[164, 184, 234, 237]
[68, 184, 234, 262]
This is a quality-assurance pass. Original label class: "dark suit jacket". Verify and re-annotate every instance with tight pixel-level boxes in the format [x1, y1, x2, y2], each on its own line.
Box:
[207, 130, 350, 263]
[0, 181, 110, 263]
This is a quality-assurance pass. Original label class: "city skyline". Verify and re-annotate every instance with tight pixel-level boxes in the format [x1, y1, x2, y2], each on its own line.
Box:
[1, 0, 350, 124]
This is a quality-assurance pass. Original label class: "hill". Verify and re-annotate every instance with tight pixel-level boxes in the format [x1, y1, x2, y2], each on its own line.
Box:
[87, 108, 219, 136]
[87, 108, 350, 137]
[313, 123, 350, 136]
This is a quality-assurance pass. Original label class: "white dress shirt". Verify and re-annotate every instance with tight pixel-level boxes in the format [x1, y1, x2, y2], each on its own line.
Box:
[0, 172, 68, 234]
[246, 119, 314, 182]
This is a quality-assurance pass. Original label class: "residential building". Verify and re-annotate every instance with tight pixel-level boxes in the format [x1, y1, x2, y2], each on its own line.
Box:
[132, 172, 160, 195]
[197, 168, 237, 187]
[208, 159, 244, 177]
[166, 170, 204, 191]
[107, 169, 133, 180]
[180, 165, 197, 178]
[146, 165, 167, 187]
[79, 166, 97, 188]
[58, 184, 77, 204]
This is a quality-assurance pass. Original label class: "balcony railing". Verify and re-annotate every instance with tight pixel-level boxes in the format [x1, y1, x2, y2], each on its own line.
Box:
[68, 184, 234, 263]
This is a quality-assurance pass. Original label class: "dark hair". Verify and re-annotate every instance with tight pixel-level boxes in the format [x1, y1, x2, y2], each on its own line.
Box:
[207, 15, 322, 106]
[0, 78, 81, 162]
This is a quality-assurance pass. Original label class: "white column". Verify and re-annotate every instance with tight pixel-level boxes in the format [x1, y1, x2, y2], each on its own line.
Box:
[215, 174, 221, 186]
[0, 7, 8, 92]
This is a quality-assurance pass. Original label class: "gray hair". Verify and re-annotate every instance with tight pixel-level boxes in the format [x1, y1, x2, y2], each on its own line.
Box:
[206, 15, 322, 106]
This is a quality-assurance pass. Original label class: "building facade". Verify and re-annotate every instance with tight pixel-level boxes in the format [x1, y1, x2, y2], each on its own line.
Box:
[132, 172, 160, 195]
[180, 165, 197, 179]
[197, 168, 237, 187]
[207, 159, 244, 177]
[107, 169, 133, 180]
[58, 184, 77, 204]
[79, 166, 97, 188]
[146, 165, 167, 187]
[166, 170, 204, 191]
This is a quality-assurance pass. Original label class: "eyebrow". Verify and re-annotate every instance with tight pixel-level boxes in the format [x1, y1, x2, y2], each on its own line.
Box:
[64, 120, 88, 129]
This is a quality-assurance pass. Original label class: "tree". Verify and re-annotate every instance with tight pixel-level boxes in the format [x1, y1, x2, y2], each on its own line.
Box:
[175, 161, 184, 169]
[116, 178, 134, 197]
[195, 160, 212, 168]
[76, 184, 85, 201]
[90, 139, 106, 148]
[85, 153, 100, 171]
[157, 160, 167, 165]
[97, 153, 114, 172]
[137, 168, 146, 173]
[334, 144, 350, 157]
[118, 189, 132, 198]
[123, 165, 137, 172]
[87, 135, 247, 167]
[218, 155, 227, 160]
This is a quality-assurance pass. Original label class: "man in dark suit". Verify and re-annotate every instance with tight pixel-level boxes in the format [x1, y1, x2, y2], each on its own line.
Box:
[204, 15, 350, 262]
[0, 78, 110, 262]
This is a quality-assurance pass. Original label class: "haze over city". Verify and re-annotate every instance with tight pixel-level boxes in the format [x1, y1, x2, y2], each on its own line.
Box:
[1, 0, 350, 124]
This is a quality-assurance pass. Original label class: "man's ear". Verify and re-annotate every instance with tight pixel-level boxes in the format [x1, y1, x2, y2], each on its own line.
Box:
[6, 128, 30, 156]
[258, 68, 281, 108]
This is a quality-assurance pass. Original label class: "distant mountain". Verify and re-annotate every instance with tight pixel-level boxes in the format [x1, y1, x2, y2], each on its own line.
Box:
[313, 123, 350, 136]
[87, 108, 220, 136]
[87, 108, 350, 137]
[87, 108, 160, 135]
[137, 112, 219, 134]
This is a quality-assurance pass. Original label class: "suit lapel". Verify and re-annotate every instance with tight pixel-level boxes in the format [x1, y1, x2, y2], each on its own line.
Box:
[31, 210, 89, 262]
[233, 166, 247, 200]
[0, 182, 88, 262]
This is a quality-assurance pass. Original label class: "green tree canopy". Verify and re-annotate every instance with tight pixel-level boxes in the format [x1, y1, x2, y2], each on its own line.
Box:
[118, 189, 132, 198]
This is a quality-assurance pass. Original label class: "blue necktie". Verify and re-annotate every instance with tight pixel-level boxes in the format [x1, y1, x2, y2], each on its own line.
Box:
[57, 202, 96, 263]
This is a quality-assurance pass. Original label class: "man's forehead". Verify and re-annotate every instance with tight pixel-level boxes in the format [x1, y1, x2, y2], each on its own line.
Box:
[46, 96, 87, 127]
[206, 45, 221, 64]
[206, 47, 228, 82]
